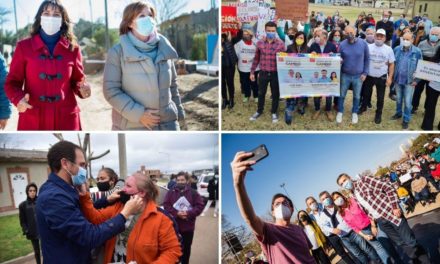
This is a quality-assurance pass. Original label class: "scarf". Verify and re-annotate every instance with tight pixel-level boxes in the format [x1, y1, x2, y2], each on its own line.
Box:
[128, 30, 159, 60]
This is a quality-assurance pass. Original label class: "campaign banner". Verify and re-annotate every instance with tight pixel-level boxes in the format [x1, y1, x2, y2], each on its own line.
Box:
[277, 53, 341, 98]
[414, 60, 440, 82]
[221, 6, 239, 36]
[276, 0, 309, 22]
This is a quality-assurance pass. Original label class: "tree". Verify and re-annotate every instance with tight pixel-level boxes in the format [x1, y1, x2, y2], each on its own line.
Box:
[150, 0, 189, 23]
[190, 33, 207, 61]
[0, 7, 12, 46]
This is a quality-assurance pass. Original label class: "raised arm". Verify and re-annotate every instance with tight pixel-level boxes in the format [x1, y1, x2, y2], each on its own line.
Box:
[230, 151, 264, 237]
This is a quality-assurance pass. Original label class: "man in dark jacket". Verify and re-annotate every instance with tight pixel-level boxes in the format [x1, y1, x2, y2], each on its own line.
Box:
[376, 11, 394, 45]
[222, 33, 238, 109]
[309, 30, 337, 121]
[19, 182, 41, 264]
[201, 175, 219, 217]
[163, 172, 204, 264]
[36, 140, 142, 264]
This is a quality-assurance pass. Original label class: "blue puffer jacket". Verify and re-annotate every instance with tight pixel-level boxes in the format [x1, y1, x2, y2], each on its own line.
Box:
[0, 53, 11, 120]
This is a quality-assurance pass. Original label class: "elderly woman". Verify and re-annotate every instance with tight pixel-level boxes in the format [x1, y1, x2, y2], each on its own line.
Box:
[5, 0, 91, 130]
[103, 1, 185, 130]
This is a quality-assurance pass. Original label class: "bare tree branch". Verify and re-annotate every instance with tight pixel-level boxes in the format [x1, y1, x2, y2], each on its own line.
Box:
[89, 150, 111, 161]
[150, 0, 189, 23]
[53, 133, 64, 141]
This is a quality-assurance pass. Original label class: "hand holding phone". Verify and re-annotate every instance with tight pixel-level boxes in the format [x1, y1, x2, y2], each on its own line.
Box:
[243, 144, 269, 163]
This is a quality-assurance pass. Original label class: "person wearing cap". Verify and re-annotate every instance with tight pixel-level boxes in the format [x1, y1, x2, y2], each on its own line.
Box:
[376, 11, 394, 45]
[392, 32, 422, 129]
[234, 28, 259, 104]
[412, 27, 440, 114]
[337, 172, 430, 263]
[358, 29, 394, 124]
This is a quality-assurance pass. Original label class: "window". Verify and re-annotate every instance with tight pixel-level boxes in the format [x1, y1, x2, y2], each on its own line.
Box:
[419, 4, 422, 13]
[424, 3, 428, 12]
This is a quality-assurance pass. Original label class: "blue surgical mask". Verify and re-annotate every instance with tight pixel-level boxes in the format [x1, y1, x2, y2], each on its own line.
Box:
[266, 32, 276, 40]
[333, 36, 341, 43]
[323, 198, 332, 207]
[135, 16, 156, 37]
[65, 163, 87, 186]
[429, 34, 439, 43]
[343, 180, 353, 190]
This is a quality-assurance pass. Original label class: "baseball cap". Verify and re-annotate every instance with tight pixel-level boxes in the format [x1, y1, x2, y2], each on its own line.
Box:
[376, 29, 386, 35]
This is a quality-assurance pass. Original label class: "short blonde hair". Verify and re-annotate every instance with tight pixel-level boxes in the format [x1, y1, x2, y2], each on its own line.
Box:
[119, 1, 156, 35]
[133, 173, 159, 202]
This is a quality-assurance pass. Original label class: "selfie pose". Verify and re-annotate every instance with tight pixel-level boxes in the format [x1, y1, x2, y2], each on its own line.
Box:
[230, 151, 315, 263]
[5, 0, 91, 130]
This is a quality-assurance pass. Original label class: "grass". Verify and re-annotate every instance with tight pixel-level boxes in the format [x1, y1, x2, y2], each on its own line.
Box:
[0, 214, 33, 262]
[221, 70, 440, 131]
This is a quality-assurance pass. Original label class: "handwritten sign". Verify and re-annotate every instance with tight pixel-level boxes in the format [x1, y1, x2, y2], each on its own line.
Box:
[276, 0, 309, 22]
[222, 6, 239, 36]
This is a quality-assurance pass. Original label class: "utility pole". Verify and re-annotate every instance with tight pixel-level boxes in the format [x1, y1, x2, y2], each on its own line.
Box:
[104, 0, 110, 50]
[13, 0, 18, 41]
[118, 134, 127, 179]
[89, 0, 94, 37]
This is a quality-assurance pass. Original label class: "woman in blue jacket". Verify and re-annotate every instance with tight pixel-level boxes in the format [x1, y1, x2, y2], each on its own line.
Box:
[0, 53, 11, 129]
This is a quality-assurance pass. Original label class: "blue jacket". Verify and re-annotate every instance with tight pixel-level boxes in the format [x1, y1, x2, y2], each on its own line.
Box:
[393, 45, 422, 85]
[36, 173, 126, 264]
[308, 41, 337, 54]
[0, 54, 11, 120]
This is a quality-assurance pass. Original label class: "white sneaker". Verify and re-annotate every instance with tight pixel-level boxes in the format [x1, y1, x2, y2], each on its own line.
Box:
[201, 213, 205, 217]
[249, 112, 261, 121]
[213, 213, 217, 218]
[352, 113, 358, 124]
[336, 112, 343, 123]
[272, 114, 279, 123]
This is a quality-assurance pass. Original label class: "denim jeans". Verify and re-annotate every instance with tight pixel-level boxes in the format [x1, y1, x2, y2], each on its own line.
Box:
[284, 98, 296, 124]
[376, 217, 430, 263]
[361, 225, 391, 264]
[414, 187, 430, 202]
[395, 84, 415, 123]
[340, 231, 379, 264]
[339, 73, 362, 114]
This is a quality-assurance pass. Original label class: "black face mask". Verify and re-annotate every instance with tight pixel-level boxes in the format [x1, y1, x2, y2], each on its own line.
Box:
[299, 215, 308, 223]
[97, 181, 111, 192]
[176, 183, 186, 190]
[119, 191, 139, 204]
[288, 35, 295, 40]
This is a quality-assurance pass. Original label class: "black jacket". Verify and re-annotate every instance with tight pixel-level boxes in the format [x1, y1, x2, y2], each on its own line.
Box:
[207, 178, 219, 200]
[19, 197, 39, 240]
[376, 21, 394, 41]
[222, 41, 238, 68]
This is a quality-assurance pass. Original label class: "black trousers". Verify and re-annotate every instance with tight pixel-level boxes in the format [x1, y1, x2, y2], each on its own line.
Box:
[312, 246, 331, 264]
[31, 239, 41, 264]
[377, 217, 430, 264]
[421, 85, 440, 130]
[181, 231, 195, 264]
[257, 71, 280, 114]
[361, 75, 387, 116]
[221, 66, 235, 101]
[412, 79, 428, 110]
[238, 70, 259, 98]
[327, 234, 356, 264]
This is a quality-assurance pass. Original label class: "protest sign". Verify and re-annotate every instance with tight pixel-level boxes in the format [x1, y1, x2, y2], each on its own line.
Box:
[173, 196, 192, 212]
[237, 1, 259, 22]
[276, 0, 309, 22]
[399, 173, 412, 184]
[277, 53, 341, 98]
[222, 6, 239, 36]
[414, 60, 440, 82]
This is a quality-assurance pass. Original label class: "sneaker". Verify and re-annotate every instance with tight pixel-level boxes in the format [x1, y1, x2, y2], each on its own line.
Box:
[402, 121, 409, 129]
[201, 213, 205, 217]
[336, 112, 343, 123]
[249, 112, 261, 121]
[374, 114, 382, 124]
[326, 111, 334, 121]
[389, 94, 397, 101]
[391, 114, 402, 120]
[272, 114, 279, 123]
[242, 97, 249, 103]
[213, 213, 217, 218]
[312, 110, 321, 120]
[352, 113, 358, 124]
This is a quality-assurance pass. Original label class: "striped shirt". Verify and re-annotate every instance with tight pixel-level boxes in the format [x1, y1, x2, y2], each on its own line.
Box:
[250, 38, 285, 74]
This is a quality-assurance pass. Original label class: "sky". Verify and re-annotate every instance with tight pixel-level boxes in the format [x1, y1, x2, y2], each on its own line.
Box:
[1, 0, 217, 32]
[0, 133, 218, 178]
[221, 133, 418, 227]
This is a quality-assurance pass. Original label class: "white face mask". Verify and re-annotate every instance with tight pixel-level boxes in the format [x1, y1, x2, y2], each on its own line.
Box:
[334, 197, 344, 206]
[41, 16, 62, 35]
[274, 204, 292, 221]
[402, 40, 411, 47]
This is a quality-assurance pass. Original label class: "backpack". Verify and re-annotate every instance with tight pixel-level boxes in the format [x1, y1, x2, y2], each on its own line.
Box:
[156, 207, 184, 263]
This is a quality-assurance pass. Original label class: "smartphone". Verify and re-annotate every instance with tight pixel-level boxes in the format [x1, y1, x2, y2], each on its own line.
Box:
[244, 144, 269, 163]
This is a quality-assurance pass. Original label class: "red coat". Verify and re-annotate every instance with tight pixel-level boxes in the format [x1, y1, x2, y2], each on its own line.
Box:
[5, 34, 85, 130]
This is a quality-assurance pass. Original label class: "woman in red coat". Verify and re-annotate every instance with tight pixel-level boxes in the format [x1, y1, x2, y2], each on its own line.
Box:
[5, 0, 91, 130]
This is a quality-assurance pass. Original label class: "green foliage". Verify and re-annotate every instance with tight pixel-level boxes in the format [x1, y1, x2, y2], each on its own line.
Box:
[93, 27, 119, 50]
[0, 214, 33, 262]
[410, 134, 440, 155]
[191, 33, 207, 61]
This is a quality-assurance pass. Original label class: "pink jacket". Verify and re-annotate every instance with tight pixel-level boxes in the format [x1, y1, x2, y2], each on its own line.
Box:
[340, 197, 371, 233]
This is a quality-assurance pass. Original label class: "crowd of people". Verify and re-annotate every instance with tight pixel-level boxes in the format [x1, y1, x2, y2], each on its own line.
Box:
[17, 140, 215, 264]
[230, 137, 440, 264]
[0, 0, 185, 131]
[222, 9, 440, 130]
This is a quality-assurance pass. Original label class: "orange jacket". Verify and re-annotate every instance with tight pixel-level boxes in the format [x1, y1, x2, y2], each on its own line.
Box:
[79, 193, 181, 264]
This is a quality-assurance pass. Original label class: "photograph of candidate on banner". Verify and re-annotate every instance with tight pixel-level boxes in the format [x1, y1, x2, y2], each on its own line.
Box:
[277, 53, 341, 98]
